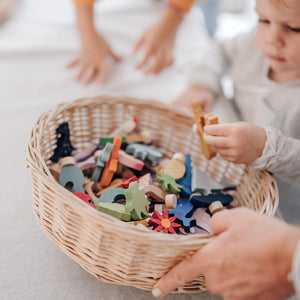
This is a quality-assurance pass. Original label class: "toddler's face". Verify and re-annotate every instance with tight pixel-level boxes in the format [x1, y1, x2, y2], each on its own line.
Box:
[256, 0, 300, 80]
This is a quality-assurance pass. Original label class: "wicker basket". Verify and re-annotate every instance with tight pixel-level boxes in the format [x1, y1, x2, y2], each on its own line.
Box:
[26, 96, 279, 293]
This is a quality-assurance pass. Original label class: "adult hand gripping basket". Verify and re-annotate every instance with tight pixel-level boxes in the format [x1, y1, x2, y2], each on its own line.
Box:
[25, 96, 279, 293]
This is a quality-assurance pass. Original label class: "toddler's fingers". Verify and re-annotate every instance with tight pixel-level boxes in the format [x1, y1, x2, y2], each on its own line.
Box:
[145, 52, 163, 74]
[203, 124, 232, 136]
[110, 50, 122, 62]
[81, 66, 96, 85]
[133, 35, 145, 54]
[201, 98, 213, 113]
[219, 154, 236, 163]
[166, 53, 174, 67]
[155, 52, 172, 74]
[66, 56, 80, 69]
[97, 62, 109, 85]
[203, 133, 229, 149]
[136, 47, 152, 69]
[75, 63, 88, 82]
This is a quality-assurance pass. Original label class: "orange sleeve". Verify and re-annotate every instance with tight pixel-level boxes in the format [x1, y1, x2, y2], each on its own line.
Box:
[74, 0, 95, 6]
[167, 0, 195, 13]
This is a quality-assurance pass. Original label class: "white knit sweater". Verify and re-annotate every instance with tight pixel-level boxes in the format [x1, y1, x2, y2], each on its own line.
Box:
[188, 29, 300, 298]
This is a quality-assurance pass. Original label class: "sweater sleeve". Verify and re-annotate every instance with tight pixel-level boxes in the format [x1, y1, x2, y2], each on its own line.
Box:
[167, 0, 195, 13]
[251, 126, 300, 186]
[188, 30, 256, 96]
[290, 239, 300, 299]
[74, 0, 195, 10]
[74, 0, 95, 6]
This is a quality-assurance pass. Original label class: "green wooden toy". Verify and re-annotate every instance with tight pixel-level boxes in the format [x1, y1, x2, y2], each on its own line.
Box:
[155, 172, 183, 194]
[99, 137, 126, 147]
[97, 202, 131, 221]
[124, 181, 150, 221]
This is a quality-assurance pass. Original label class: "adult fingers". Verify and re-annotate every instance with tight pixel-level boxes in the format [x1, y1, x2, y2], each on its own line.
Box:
[66, 56, 80, 69]
[152, 249, 206, 298]
[210, 208, 252, 235]
[204, 124, 233, 137]
[203, 132, 230, 149]
[209, 209, 236, 235]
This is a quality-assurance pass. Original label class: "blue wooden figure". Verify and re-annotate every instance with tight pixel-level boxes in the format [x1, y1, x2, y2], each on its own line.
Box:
[125, 143, 163, 165]
[99, 187, 125, 204]
[50, 123, 75, 163]
[169, 198, 196, 233]
[59, 157, 85, 193]
[190, 193, 233, 209]
[178, 154, 192, 198]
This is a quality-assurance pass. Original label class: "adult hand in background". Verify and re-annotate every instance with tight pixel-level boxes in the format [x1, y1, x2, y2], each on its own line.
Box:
[67, 5, 121, 85]
[203, 122, 267, 164]
[152, 208, 300, 299]
[172, 85, 214, 113]
[134, 5, 183, 74]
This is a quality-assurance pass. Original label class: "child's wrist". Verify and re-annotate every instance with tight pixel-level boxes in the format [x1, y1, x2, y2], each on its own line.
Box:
[76, 5, 95, 30]
[162, 4, 184, 28]
[166, 3, 185, 18]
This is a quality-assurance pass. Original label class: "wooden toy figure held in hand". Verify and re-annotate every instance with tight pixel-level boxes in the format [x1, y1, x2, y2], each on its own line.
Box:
[191, 101, 218, 160]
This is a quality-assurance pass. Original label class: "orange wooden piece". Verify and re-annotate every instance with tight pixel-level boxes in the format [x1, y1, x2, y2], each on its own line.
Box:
[99, 136, 122, 187]
[96, 178, 124, 197]
[191, 101, 218, 160]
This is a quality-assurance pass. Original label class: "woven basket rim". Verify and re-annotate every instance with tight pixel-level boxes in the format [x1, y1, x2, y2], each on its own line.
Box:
[26, 95, 279, 244]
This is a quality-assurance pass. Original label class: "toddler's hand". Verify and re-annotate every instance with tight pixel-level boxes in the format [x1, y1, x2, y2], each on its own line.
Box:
[133, 6, 182, 74]
[172, 86, 214, 113]
[67, 32, 121, 85]
[203, 122, 267, 164]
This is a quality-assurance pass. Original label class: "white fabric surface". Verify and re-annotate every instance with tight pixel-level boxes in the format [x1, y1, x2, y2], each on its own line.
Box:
[0, 1, 241, 299]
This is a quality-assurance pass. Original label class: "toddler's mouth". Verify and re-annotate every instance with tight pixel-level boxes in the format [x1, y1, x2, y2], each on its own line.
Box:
[267, 54, 286, 62]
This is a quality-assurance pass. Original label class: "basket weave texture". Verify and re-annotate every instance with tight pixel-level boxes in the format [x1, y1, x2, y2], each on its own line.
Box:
[26, 96, 279, 293]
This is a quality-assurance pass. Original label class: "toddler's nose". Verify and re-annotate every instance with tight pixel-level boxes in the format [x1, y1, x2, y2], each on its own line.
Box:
[266, 25, 284, 48]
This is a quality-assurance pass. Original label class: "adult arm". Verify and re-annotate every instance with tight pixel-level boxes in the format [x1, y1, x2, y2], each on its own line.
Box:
[152, 208, 300, 299]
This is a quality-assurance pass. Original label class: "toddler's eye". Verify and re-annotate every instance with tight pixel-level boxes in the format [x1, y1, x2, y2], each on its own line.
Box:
[259, 18, 270, 24]
[288, 26, 300, 33]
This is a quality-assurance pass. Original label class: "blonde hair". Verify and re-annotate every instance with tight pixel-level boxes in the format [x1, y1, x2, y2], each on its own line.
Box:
[268, 0, 294, 9]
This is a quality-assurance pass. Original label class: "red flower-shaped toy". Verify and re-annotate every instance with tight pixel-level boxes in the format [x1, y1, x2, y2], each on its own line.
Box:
[148, 209, 181, 234]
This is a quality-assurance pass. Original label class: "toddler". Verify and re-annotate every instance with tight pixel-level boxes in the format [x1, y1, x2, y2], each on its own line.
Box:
[174, 0, 300, 184]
